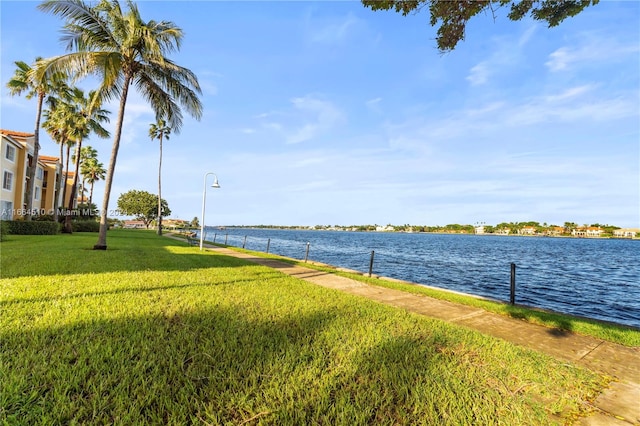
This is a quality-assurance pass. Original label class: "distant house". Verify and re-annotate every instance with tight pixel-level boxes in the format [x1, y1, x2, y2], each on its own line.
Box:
[545, 226, 564, 236]
[572, 227, 603, 238]
[613, 228, 639, 238]
[474, 226, 485, 235]
[123, 220, 146, 229]
[163, 218, 190, 229]
[518, 226, 537, 235]
[495, 228, 510, 235]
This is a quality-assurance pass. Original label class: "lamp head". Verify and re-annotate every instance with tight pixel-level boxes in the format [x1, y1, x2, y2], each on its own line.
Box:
[211, 177, 221, 188]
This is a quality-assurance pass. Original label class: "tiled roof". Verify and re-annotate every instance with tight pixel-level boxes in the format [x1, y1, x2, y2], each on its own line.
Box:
[39, 155, 60, 162]
[0, 129, 34, 138]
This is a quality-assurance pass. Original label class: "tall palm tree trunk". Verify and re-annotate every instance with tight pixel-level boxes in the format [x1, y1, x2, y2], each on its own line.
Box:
[23, 92, 44, 220]
[64, 138, 83, 233]
[94, 77, 131, 250]
[61, 142, 72, 214]
[53, 141, 64, 222]
[89, 180, 95, 207]
[157, 135, 163, 236]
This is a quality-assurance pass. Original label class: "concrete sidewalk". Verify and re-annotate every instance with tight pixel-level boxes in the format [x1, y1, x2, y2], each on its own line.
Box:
[177, 237, 639, 425]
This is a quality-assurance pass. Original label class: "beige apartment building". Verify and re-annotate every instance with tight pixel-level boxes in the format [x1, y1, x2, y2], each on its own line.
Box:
[1, 129, 79, 220]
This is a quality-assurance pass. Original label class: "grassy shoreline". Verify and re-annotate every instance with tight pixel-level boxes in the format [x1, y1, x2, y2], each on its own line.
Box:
[0, 230, 618, 424]
[196, 238, 640, 347]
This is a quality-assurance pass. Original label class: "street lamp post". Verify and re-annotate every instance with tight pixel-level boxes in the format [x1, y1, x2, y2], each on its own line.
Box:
[200, 172, 221, 251]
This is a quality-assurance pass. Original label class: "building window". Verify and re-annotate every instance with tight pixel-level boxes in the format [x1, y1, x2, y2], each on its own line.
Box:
[5, 144, 16, 162]
[2, 171, 13, 191]
[1, 200, 13, 220]
[36, 166, 44, 180]
[35, 186, 40, 200]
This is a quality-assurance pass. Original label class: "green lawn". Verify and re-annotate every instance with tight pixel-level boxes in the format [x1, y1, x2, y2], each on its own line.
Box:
[225, 245, 640, 347]
[1, 230, 607, 424]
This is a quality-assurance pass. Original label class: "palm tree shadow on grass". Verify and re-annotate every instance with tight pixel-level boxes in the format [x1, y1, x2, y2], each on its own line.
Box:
[2, 306, 340, 424]
[506, 305, 576, 334]
[0, 272, 284, 307]
[505, 304, 640, 336]
[2, 303, 584, 425]
[1, 230, 258, 278]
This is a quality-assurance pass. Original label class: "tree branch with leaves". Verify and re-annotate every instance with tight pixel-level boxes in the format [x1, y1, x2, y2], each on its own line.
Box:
[361, 0, 599, 52]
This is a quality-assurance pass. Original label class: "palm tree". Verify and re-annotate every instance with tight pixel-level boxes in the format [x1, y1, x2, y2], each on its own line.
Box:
[6, 58, 68, 220]
[62, 136, 77, 214]
[64, 88, 110, 233]
[75, 145, 99, 202]
[42, 98, 76, 222]
[38, 0, 203, 249]
[149, 119, 171, 236]
[80, 157, 106, 207]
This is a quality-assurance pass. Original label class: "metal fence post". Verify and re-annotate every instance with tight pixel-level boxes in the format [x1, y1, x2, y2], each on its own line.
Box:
[369, 250, 375, 277]
[266, 238, 270, 254]
[510, 263, 516, 305]
[243, 235, 247, 249]
[224, 233, 228, 245]
[304, 242, 310, 262]
[213, 233, 217, 243]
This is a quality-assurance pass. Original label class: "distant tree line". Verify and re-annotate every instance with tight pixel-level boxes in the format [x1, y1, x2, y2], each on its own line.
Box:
[234, 222, 631, 237]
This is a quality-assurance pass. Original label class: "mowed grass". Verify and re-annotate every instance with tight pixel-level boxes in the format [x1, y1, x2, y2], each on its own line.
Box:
[225, 246, 640, 347]
[1, 230, 607, 424]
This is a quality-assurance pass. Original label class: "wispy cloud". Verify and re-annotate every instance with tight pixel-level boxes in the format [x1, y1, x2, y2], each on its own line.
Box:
[193, 70, 220, 96]
[199, 80, 218, 96]
[466, 62, 490, 86]
[97, 90, 154, 148]
[307, 12, 360, 44]
[385, 84, 637, 147]
[256, 95, 345, 144]
[546, 37, 639, 72]
[464, 25, 535, 86]
[365, 97, 383, 113]
[542, 85, 594, 103]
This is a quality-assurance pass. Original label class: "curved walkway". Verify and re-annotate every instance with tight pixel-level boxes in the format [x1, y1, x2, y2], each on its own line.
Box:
[172, 236, 639, 425]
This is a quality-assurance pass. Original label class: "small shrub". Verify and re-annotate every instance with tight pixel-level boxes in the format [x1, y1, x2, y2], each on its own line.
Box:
[72, 220, 100, 232]
[5, 220, 60, 235]
[0, 220, 9, 241]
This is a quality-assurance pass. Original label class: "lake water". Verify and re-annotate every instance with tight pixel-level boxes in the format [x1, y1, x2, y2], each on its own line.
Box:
[200, 228, 640, 328]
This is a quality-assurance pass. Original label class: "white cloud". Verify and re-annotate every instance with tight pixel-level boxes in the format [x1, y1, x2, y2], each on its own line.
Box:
[199, 79, 218, 96]
[466, 62, 490, 86]
[256, 95, 345, 144]
[365, 97, 382, 113]
[545, 47, 572, 72]
[464, 25, 536, 87]
[542, 85, 594, 103]
[384, 85, 637, 147]
[287, 123, 318, 145]
[291, 156, 328, 168]
[308, 13, 360, 44]
[118, 100, 155, 146]
[546, 38, 639, 72]
[518, 25, 538, 47]
[505, 93, 636, 126]
[196, 71, 221, 96]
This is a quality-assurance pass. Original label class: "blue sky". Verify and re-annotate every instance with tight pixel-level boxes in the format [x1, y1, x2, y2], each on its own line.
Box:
[1, 1, 639, 227]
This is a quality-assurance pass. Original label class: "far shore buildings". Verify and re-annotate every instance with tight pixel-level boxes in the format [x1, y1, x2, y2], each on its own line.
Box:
[1, 129, 79, 220]
[571, 226, 604, 238]
[613, 228, 640, 238]
[518, 226, 537, 235]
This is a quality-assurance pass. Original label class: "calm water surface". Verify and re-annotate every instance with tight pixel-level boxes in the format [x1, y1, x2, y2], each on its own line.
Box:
[201, 228, 640, 328]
